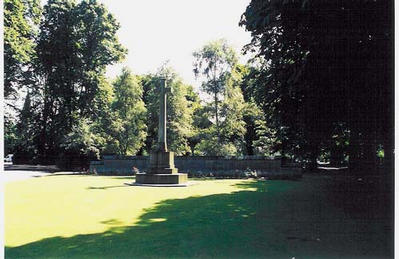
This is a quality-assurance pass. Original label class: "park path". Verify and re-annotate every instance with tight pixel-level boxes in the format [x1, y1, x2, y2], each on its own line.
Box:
[2, 163, 54, 183]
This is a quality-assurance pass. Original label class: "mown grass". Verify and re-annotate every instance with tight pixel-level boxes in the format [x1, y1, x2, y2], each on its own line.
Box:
[5, 174, 393, 258]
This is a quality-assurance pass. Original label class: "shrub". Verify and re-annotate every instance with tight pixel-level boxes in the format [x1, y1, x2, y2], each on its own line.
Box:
[58, 119, 102, 170]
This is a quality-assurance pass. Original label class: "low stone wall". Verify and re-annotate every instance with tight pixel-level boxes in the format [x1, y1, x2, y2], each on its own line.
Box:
[90, 155, 302, 178]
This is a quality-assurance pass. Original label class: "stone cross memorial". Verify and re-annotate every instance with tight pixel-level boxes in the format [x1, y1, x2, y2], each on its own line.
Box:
[135, 78, 188, 185]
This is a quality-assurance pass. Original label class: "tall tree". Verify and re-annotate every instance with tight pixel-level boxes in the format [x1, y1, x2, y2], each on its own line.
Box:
[20, 0, 126, 162]
[240, 0, 393, 170]
[196, 64, 248, 157]
[73, 0, 127, 118]
[193, 39, 238, 141]
[110, 68, 147, 155]
[219, 65, 247, 155]
[235, 63, 275, 156]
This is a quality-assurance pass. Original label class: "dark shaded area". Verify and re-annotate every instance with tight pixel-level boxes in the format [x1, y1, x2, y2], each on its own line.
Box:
[240, 0, 394, 171]
[6, 175, 392, 259]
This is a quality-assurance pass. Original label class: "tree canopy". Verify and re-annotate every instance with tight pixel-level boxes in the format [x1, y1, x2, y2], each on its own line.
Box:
[12, 0, 127, 164]
[193, 39, 238, 141]
[4, 0, 41, 99]
[240, 0, 393, 169]
[109, 68, 147, 155]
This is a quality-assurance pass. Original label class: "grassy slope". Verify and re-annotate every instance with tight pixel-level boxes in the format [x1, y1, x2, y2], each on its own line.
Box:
[5, 175, 393, 259]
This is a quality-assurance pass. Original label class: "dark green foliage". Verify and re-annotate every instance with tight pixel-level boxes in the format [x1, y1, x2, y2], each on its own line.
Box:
[4, 0, 41, 156]
[4, 118, 18, 156]
[36, 0, 126, 120]
[240, 0, 393, 169]
[4, 0, 41, 99]
[193, 39, 238, 140]
[17, 0, 126, 163]
[58, 118, 102, 170]
[107, 68, 147, 155]
[12, 92, 43, 163]
[193, 41, 250, 156]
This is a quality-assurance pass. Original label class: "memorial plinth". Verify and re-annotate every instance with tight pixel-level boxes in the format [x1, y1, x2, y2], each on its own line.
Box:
[136, 150, 187, 184]
[135, 78, 187, 185]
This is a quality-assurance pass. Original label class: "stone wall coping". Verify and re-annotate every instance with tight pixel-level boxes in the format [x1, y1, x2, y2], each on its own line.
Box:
[101, 155, 280, 161]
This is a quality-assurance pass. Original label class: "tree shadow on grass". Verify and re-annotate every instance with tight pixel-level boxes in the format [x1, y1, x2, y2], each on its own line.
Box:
[6, 177, 393, 259]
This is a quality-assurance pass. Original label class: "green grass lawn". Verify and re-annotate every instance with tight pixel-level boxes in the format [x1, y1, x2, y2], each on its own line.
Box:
[5, 174, 393, 259]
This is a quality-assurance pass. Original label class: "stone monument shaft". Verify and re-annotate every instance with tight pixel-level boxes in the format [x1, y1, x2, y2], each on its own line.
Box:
[158, 78, 169, 151]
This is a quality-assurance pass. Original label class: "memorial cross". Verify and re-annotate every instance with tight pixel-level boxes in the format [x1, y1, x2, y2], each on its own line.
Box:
[157, 78, 171, 152]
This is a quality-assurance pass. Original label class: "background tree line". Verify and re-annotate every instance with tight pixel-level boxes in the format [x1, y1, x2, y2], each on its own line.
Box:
[4, 0, 392, 172]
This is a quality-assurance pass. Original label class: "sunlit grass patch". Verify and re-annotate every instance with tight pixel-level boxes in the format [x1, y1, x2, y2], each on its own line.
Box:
[5, 175, 252, 247]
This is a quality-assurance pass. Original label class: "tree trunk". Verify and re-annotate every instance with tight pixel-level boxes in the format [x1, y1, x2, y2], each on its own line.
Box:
[362, 132, 377, 171]
[190, 144, 195, 156]
[244, 117, 255, 156]
[308, 142, 318, 171]
[383, 133, 393, 172]
[330, 143, 344, 167]
[348, 129, 360, 172]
